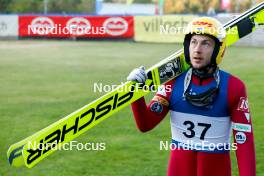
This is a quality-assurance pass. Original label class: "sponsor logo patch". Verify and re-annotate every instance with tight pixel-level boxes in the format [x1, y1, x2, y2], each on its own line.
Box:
[193, 21, 213, 27]
[237, 97, 249, 112]
[150, 101, 163, 114]
[237, 97, 251, 122]
[232, 122, 251, 132]
[235, 132, 247, 144]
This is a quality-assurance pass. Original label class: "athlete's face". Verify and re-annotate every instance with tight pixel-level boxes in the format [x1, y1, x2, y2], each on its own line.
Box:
[189, 35, 215, 70]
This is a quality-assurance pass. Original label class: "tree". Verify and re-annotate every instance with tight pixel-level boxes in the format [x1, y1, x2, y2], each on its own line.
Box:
[7, 0, 43, 13]
[1, 0, 94, 14]
[0, 0, 13, 13]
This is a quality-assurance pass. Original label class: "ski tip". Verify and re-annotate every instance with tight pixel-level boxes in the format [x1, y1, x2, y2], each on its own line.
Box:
[7, 144, 25, 167]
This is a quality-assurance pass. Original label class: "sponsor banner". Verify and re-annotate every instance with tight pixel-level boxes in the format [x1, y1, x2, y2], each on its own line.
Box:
[134, 15, 197, 43]
[0, 15, 18, 37]
[19, 16, 134, 38]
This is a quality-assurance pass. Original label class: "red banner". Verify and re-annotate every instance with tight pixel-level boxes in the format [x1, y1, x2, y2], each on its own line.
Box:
[19, 16, 134, 38]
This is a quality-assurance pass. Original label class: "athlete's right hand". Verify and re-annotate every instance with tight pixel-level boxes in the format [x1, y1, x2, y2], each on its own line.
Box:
[127, 66, 147, 83]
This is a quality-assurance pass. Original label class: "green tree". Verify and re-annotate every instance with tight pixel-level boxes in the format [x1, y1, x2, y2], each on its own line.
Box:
[0, 0, 13, 13]
[77, 0, 95, 13]
[1, 0, 94, 14]
[48, 0, 80, 13]
[7, 0, 43, 13]
[46, 0, 94, 13]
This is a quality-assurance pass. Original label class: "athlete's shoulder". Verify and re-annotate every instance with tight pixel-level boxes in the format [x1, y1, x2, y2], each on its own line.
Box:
[221, 70, 246, 89]
[220, 70, 248, 112]
[221, 70, 247, 103]
[220, 69, 244, 84]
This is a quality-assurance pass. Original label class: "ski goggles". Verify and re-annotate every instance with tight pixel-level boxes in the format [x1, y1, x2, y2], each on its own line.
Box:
[183, 68, 220, 108]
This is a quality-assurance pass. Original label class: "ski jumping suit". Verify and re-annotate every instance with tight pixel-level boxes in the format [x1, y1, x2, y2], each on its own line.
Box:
[131, 69, 256, 176]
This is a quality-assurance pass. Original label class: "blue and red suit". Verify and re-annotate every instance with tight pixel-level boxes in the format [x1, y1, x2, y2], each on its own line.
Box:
[131, 69, 256, 176]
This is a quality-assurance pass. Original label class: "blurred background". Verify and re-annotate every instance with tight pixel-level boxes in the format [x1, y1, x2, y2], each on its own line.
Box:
[0, 0, 264, 176]
[0, 0, 264, 45]
[0, 0, 263, 14]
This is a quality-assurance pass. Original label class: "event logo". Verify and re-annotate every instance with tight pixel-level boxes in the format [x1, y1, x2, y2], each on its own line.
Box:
[103, 17, 128, 36]
[66, 17, 91, 36]
[30, 17, 55, 35]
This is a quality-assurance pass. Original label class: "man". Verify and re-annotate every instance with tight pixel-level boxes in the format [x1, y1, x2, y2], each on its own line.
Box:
[127, 17, 256, 176]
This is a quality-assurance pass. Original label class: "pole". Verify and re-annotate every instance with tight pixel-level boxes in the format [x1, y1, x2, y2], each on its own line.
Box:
[44, 0, 48, 14]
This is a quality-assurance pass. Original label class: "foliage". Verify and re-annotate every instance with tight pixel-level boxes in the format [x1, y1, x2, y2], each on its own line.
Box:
[163, 0, 256, 14]
[0, 0, 94, 14]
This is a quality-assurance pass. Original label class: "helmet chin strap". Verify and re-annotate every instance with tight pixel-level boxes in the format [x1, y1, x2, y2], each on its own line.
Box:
[192, 63, 217, 79]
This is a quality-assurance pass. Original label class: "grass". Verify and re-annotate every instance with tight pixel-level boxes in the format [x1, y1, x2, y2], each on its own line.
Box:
[0, 40, 263, 176]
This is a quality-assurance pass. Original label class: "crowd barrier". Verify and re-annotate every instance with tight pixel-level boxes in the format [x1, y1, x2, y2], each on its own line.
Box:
[0, 15, 18, 38]
[0, 14, 263, 46]
[19, 16, 133, 38]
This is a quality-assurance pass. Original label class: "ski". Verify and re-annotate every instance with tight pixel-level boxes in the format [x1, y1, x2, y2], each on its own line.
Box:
[7, 50, 187, 168]
[7, 1, 264, 168]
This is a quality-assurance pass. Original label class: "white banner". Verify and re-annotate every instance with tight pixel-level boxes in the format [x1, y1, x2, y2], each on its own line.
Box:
[0, 15, 18, 37]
